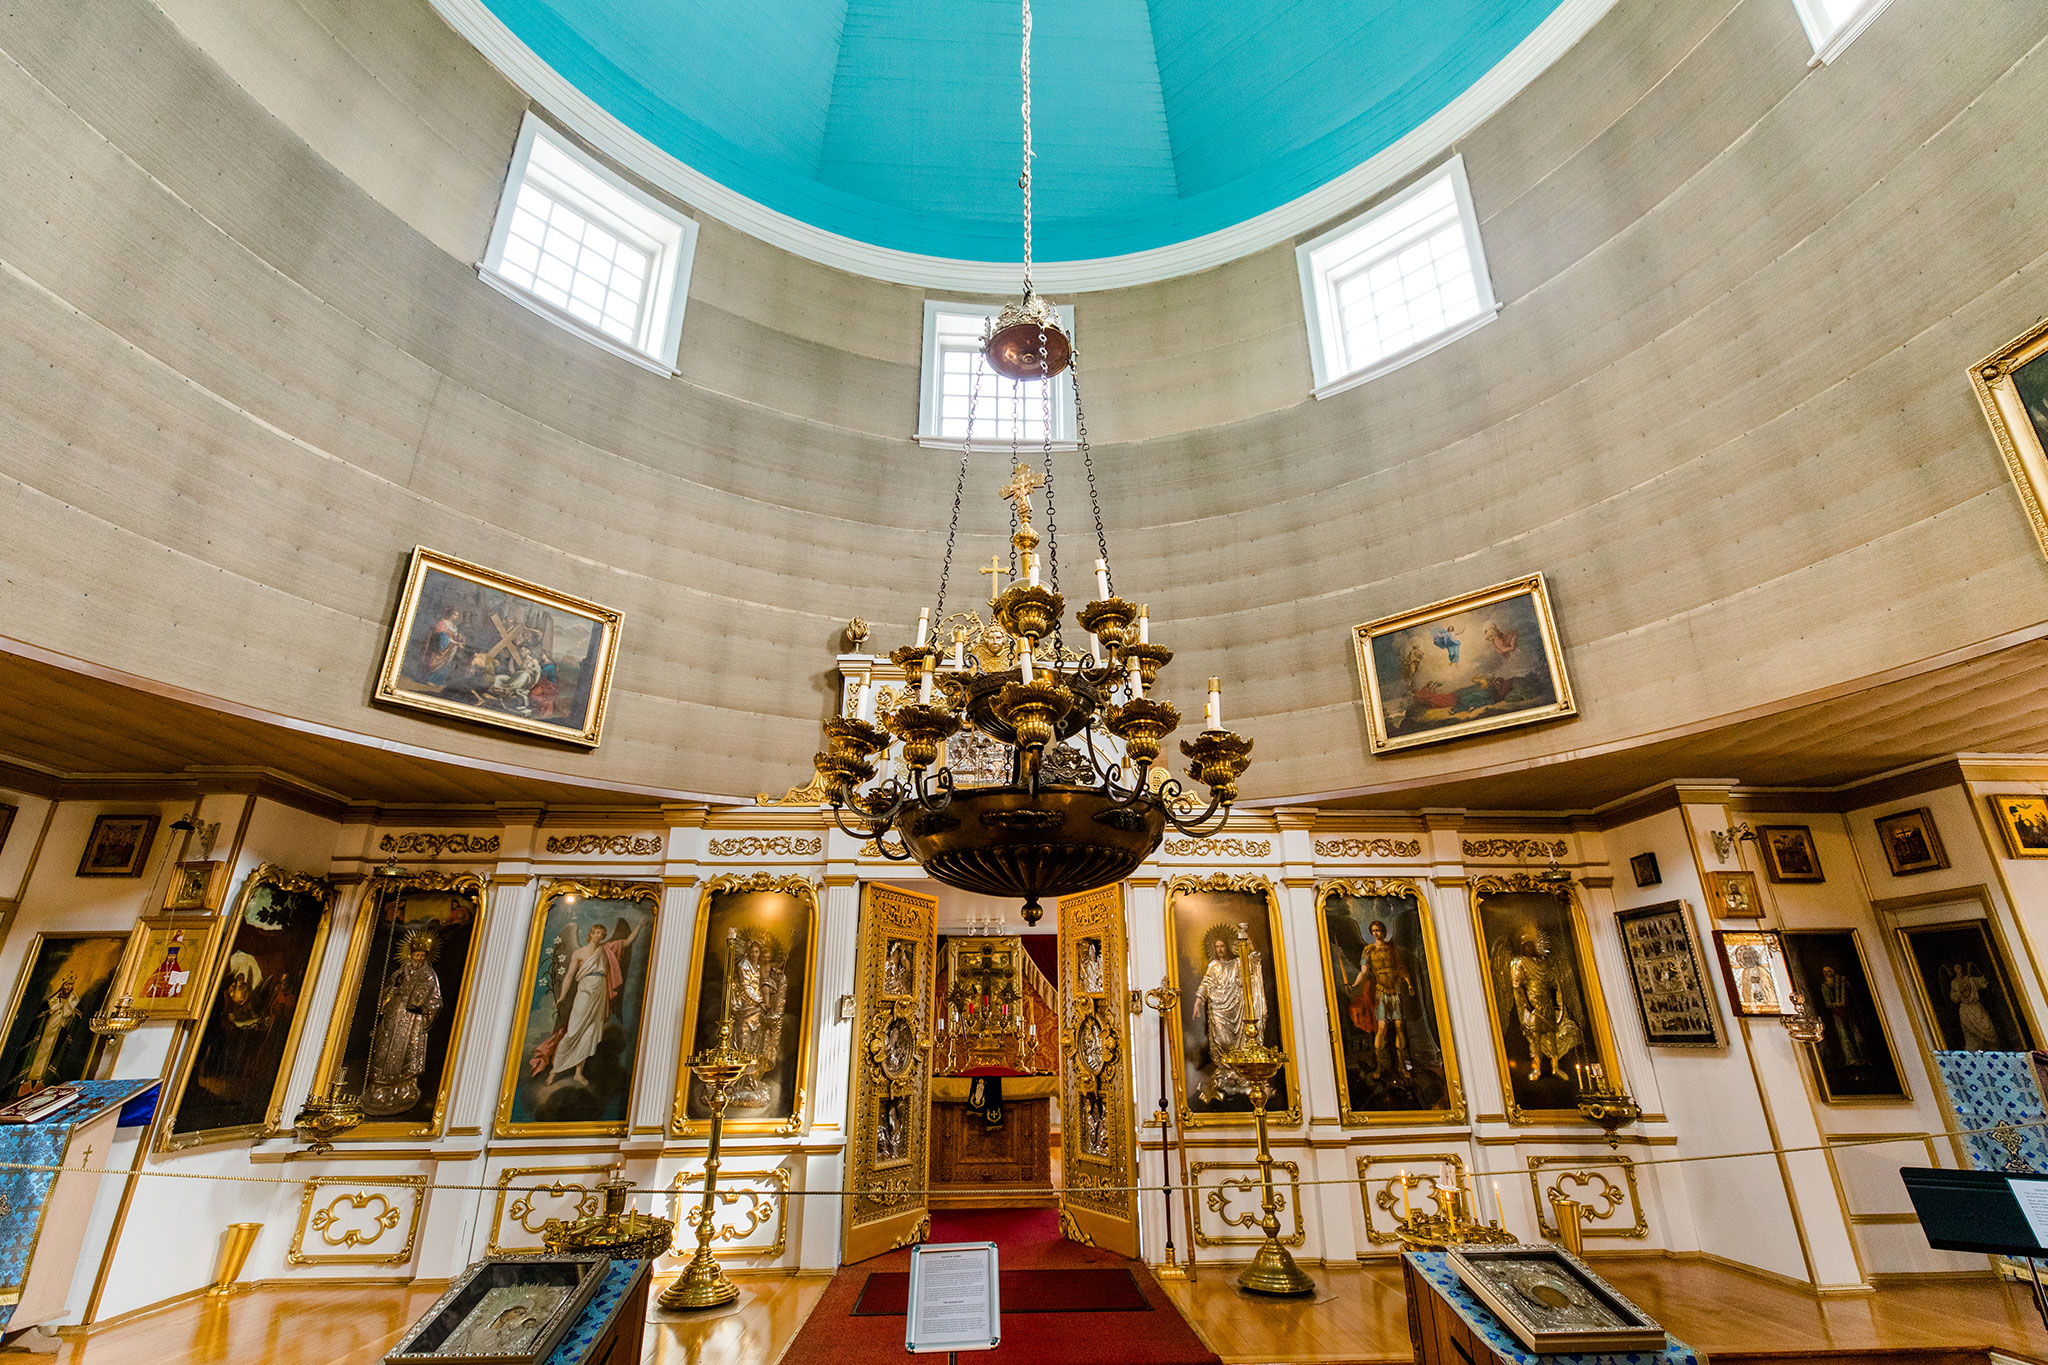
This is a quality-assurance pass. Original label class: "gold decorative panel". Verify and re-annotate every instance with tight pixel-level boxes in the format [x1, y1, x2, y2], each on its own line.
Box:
[1190, 1159, 1305, 1248]
[842, 883, 937, 1262]
[1315, 838, 1423, 859]
[288, 1176, 427, 1266]
[1057, 884, 1139, 1257]
[667, 1166, 792, 1260]
[488, 1165, 609, 1255]
[1356, 1153, 1468, 1246]
[1527, 1156, 1648, 1240]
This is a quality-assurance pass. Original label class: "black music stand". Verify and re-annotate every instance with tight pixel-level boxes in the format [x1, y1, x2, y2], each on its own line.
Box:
[1903, 1167, 2048, 1327]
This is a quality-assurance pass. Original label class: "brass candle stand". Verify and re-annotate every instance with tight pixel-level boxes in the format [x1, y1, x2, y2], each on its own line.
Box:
[543, 1165, 675, 1260]
[1217, 926, 1314, 1297]
[1573, 1067, 1642, 1148]
[660, 939, 758, 1312]
[88, 994, 144, 1037]
[1387, 1172, 1519, 1251]
[292, 1069, 364, 1155]
[1143, 978, 1191, 1282]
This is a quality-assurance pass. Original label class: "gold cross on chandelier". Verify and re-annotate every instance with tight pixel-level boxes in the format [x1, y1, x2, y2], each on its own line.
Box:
[998, 461, 1045, 527]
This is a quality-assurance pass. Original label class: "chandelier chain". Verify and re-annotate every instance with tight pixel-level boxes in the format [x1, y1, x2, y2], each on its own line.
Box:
[934, 354, 985, 619]
[1068, 345, 1112, 597]
[1019, 0, 1035, 294]
[1038, 321, 1065, 651]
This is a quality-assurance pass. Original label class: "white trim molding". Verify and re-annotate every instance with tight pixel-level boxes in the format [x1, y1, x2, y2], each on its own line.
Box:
[426, 0, 1620, 292]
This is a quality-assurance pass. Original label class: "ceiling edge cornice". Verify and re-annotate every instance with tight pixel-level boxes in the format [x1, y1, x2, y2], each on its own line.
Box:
[426, 0, 1619, 292]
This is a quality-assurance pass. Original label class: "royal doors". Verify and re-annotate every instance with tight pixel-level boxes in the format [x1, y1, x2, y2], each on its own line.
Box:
[843, 883, 938, 1262]
[1056, 883, 1140, 1256]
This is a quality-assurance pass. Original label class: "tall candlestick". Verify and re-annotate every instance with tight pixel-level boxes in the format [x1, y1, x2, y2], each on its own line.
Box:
[915, 607, 929, 647]
[1137, 606, 1150, 644]
[1400, 1171, 1411, 1218]
[1094, 558, 1109, 599]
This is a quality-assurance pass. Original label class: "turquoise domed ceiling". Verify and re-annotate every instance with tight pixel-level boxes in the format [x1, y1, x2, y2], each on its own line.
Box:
[477, 0, 1570, 263]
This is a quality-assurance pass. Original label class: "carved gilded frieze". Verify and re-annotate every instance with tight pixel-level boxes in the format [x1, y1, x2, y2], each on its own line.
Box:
[288, 1176, 427, 1266]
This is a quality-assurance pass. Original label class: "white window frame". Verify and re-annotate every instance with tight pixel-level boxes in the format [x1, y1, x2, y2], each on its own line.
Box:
[1791, 0, 1895, 65]
[1296, 155, 1500, 401]
[479, 111, 699, 376]
[917, 300, 1078, 449]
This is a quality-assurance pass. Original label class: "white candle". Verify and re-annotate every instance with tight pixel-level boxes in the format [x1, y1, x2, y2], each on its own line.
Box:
[1206, 677, 1222, 730]
[1021, 638, 1035, 683]
[1089, 632, 1103, 663]
[1027, 552, 1040, 589]
[952, 631, 966, 669]
[1094, 558, 1109, 599]
[918, 668, 934, 704]
[856, 680, 874, 722]
[1128, 655, 1144, 699]
[915, 607, 930, 647]
[1492, 1179, 1505, 1228]
[1137, 606, 1149, 644]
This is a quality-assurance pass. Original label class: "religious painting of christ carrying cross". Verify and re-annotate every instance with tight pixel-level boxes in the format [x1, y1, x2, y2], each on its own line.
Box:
[375, 546, 625, 747]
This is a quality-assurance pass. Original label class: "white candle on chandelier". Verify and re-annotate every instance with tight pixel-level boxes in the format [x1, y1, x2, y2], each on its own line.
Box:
[1205, 677, 1222, 731]
[918, 667, 934, 704]
[1137, 606, 1149, 644]
[1094, 557, 1109, 599]
[1089, 632, 1103, 663]
[915, 607, 930, 648]
[1021, 638, 1035, 683]
[952, 629, 967, 669]
[1128, 654, 1144, 699]
[1027, 551, 1040, 589]
[855, 680, 874, 722]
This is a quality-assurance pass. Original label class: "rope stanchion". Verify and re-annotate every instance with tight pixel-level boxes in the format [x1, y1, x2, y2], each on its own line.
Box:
[0, 1119, 2029, 1204]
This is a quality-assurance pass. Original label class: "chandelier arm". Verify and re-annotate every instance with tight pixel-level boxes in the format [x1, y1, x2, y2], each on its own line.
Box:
[911, 763, 956, 816]
[826, 799, 895, 843]
[1160, 790, 1229, 837]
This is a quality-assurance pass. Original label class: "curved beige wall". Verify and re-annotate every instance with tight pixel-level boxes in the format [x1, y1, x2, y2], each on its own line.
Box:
[1, 0, 2044, 803]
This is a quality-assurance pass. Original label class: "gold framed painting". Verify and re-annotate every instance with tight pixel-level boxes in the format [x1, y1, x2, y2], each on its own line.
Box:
[496, 879, 659, 1138]
[1469, 875, 1622, 1124]
[0, 933, 126, 1098]
[1757, 825, 1823, 883]
[312, 870, 489, 1140]
[1897, 919, 2038, 1053]
[116, 913, 230, 1020]
[1988, 794, 2048, 859]
[1312, 878, 1462, 1125]
[671, 873, 820, 1137]
[161, 865, 337, 1150]
[1873, 808, 1947, 877]
[1163, 873, 1301, 1128]
[1704, 870, 1762, 920]
[1612, 901, 1723, 1048]
[374, 546, 624, 747]
[76, 813, 159, 877]
[1780, 929, 1909, 1104]
[1713, 929, 1797, 1017]
[1970, 316, 2048, 563]
[164, 859, 232, 912]
[1352, 573, 1575, 754]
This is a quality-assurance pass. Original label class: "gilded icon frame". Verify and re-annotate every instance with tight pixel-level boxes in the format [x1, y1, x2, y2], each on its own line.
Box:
[1468, 875, 1624, 1125]
[1969, 315, 2048, 563]
[670, 872, 820, 1138]
[1987, 794, 2048, 859]
[374, 545, 624, 748]
[311, 869, 490, 1141]
[1779, 927, 1911, 1106]
[0, 931, 125, 1094]
[116, 912, 230, 1020]
[1162, 873, 1302, 1129]
[76, 814, 159, 878]
[1873, 808, 1947, 877]
[1312, 877, 1463, 1126]
[1704, 869, 1762, 920]
[1612, 900, 1724, 1049]
[1713, 929, 1797, 1018]
[163, 859, 232, 913]
[159, 864, 337, 1151]
[1896, 918, 2039, 1054]
[1351, 572, 1575, 754]
[1757, 825, 1824, 883]
[495, 878, 661, 1139]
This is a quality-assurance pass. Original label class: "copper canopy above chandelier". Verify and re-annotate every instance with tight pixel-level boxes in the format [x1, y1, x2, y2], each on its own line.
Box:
[807, 0, 1253, 925]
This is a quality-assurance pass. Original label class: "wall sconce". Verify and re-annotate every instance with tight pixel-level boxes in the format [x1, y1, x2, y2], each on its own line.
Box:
[1710, 822, 1758, 863]
[170, 810, 222, 861]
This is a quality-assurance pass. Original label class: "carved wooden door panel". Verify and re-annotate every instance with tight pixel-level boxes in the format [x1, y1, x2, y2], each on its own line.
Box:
[1057, 883, 1140, 1256]
[843, 882, 938, 1263]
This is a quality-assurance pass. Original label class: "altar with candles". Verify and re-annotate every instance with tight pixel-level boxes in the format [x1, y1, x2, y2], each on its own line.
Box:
[928, 935, 1062, 1208]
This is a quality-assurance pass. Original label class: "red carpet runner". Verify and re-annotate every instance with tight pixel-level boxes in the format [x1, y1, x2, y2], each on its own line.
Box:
[777, 1208, 1222, 1365]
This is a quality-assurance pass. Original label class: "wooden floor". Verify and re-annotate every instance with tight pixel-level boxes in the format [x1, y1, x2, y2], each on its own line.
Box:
[27, 1258, 2048, 1365]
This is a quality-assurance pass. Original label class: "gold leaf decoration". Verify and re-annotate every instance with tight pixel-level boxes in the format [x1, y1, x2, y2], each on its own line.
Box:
[1313, 838, 1423, 858]
[543, 833, 663, 856]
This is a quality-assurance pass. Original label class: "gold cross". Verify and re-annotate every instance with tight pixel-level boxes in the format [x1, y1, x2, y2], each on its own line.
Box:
[80, 1144, 94, 1170]
[998, 462, 1045, 525]
[978, 555, 1007, 603]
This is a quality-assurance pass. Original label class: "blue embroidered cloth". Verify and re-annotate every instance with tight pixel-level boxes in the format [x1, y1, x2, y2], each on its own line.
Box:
[1933, 1051, 2048, 1174]
[1407, 1251, 1699, 1365]
[540, 1259, 646, 1365]
[0, 1080, 158, 1329]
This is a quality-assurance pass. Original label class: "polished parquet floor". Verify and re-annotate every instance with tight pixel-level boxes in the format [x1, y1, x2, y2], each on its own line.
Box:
[28, 1259, 2048, 1365]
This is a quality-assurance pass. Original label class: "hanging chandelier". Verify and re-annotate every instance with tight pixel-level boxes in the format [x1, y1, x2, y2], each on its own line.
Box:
[807, 0, 1253, 925]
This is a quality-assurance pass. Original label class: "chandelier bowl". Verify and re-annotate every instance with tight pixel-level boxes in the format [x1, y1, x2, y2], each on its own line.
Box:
[986, 295, 1072, 379]
[899, 785, 1166, 922]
